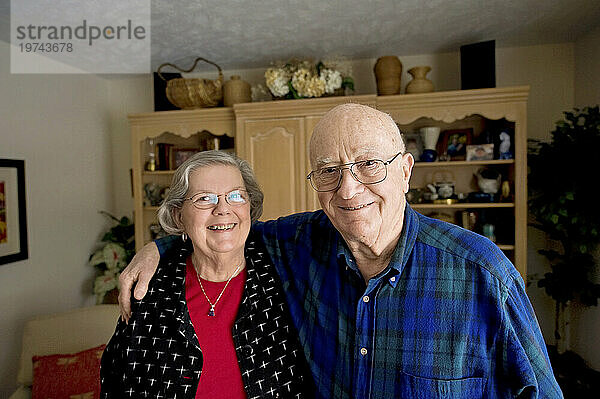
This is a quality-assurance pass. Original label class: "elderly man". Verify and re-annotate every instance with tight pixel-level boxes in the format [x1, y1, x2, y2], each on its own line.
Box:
[119, 104, 562, 398]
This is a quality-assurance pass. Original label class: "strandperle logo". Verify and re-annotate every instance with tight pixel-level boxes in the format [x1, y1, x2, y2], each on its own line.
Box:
[11, 0, 151, 73]
[15, 19, 147, 46]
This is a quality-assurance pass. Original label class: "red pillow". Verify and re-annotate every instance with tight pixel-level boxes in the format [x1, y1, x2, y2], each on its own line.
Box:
[32, 344, 105, 399]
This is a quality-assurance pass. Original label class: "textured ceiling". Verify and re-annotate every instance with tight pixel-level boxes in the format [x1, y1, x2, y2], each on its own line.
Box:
[1, 0, 599, 73]
[150, 0, 600, 72]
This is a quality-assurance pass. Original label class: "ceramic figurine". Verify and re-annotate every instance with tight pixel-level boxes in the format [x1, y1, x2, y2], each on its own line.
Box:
[498, 131, 513, 159]
[475, 168, 501, 194]
[482, 223, 496, 242]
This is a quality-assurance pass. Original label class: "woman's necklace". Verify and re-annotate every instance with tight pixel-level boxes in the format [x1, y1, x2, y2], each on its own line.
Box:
[195, 261, 243, 317]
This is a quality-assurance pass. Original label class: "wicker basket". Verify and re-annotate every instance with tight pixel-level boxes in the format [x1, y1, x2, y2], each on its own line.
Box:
[157, 57, 223, 109]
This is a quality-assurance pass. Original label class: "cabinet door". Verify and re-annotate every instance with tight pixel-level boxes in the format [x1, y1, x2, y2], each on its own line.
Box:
[304, 116, 322, 212]
[239, 118, 308, 220]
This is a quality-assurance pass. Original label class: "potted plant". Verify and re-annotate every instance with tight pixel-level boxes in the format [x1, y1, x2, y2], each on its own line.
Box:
[89, 211, 135, 304]
[528, 105, 600, 395]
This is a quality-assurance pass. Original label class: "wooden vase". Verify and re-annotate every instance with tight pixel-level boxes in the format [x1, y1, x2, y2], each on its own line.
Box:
[374, 56, 402, 95]
[223, 75, 251, 106]
[406, 66, 434, 94]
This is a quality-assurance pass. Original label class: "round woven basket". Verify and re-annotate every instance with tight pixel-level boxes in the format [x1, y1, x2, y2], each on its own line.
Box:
[157, 57, 223, 109]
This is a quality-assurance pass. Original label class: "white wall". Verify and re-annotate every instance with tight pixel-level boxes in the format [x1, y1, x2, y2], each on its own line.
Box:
[495, 44, 576, 346]
[570, 25, 600, 371]
[574, 25, 600, 107]
[0, 40, 113, 395]
[106, 76, 153, 217]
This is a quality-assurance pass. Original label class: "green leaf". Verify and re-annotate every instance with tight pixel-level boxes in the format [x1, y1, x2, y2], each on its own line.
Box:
[528, 105, 600, 308]
[342, 77, 355, 91]
[102, 243, 127, 271]
[288, 81, 302, 99]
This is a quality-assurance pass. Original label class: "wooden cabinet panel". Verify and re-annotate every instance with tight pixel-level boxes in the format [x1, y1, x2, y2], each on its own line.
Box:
[241, 118, 307, 220]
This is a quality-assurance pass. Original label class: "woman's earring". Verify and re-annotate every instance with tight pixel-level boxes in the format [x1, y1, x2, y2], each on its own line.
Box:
[182, 232, 187, 242]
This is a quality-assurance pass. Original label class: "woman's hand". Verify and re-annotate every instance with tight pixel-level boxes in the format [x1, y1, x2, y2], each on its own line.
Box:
[118, 242, 160, 322]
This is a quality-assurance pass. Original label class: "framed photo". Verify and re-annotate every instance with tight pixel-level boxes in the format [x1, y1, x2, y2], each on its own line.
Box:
[0, 159, 28, 265]
[466, 144, 494, 161]
[437, 129, 473, 161]
[170, 148, 200, 170]
[402, 131, 424, 161]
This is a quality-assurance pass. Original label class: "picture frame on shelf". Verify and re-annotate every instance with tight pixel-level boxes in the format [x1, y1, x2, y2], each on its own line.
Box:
[437, 128, 473, 161]
[466, 143, 494, 161]
[170, 148, 201, 170]
[0, 159, 28, 266]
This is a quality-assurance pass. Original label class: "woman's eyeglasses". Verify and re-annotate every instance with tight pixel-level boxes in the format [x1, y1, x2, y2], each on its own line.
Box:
[184, 189, 249, 209]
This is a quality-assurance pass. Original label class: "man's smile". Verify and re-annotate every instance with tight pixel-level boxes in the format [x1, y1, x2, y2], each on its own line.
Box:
[338, 202, 374, 211]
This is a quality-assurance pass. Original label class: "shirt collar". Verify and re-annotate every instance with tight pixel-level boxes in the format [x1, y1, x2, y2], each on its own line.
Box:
[336, 204, 420, 288]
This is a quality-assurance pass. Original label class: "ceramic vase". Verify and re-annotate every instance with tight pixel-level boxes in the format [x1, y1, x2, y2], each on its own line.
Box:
[374, 56, 402, 95]
[420, 126, 441, 150]
[419, 126, 441, 162]
[223, 75, 251, 106]
[405, 66, 434, 94]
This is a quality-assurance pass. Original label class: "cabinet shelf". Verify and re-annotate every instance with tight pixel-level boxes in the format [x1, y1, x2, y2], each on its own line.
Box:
[143, 170, 175, 176]
[413, 159, 514, 168]
[497, 244, 515, 250]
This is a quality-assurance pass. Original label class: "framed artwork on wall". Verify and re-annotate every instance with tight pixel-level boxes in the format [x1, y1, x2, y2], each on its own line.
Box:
[0, 159, 28, 266]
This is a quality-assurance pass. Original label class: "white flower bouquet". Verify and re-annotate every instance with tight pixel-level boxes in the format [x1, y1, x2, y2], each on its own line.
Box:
[265, 59, 354, 99]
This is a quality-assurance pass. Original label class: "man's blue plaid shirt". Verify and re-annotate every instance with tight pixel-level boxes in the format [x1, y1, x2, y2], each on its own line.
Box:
[158, 205, 562, 398]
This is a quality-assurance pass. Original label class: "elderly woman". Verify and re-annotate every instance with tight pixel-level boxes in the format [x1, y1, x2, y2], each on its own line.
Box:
[100, 151, 310, 398]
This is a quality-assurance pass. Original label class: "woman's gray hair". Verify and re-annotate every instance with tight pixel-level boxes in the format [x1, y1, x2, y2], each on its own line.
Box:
[157, 150, 264, 234]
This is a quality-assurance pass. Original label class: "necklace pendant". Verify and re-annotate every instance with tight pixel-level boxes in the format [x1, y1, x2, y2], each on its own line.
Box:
[208, 307, 215, 317]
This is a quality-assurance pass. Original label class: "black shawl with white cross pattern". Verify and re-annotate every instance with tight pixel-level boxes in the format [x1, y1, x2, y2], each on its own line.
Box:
[100, 234, 312, 398]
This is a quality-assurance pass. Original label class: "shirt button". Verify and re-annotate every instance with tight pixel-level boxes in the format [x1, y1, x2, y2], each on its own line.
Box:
[360, 347, 368, 356]
[390, 276, 396, 282]
[363, 296, 370, 303]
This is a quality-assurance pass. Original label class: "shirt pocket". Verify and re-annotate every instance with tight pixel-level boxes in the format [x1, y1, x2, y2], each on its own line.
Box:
[398, 371, 485, 398]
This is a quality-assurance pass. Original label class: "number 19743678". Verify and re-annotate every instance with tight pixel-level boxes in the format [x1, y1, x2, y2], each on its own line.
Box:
[19, 42, 73, 53]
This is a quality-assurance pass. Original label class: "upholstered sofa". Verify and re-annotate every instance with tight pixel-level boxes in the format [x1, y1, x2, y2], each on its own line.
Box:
[10, 304, 120, 399]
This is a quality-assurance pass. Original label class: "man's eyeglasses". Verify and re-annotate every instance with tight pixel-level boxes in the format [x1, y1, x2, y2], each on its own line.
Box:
[306, 152, 404, 192]
[184, 189, 249, 209]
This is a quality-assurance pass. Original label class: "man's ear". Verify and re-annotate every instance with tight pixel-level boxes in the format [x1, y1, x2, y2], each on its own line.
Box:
[401, 153, 414, 194]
